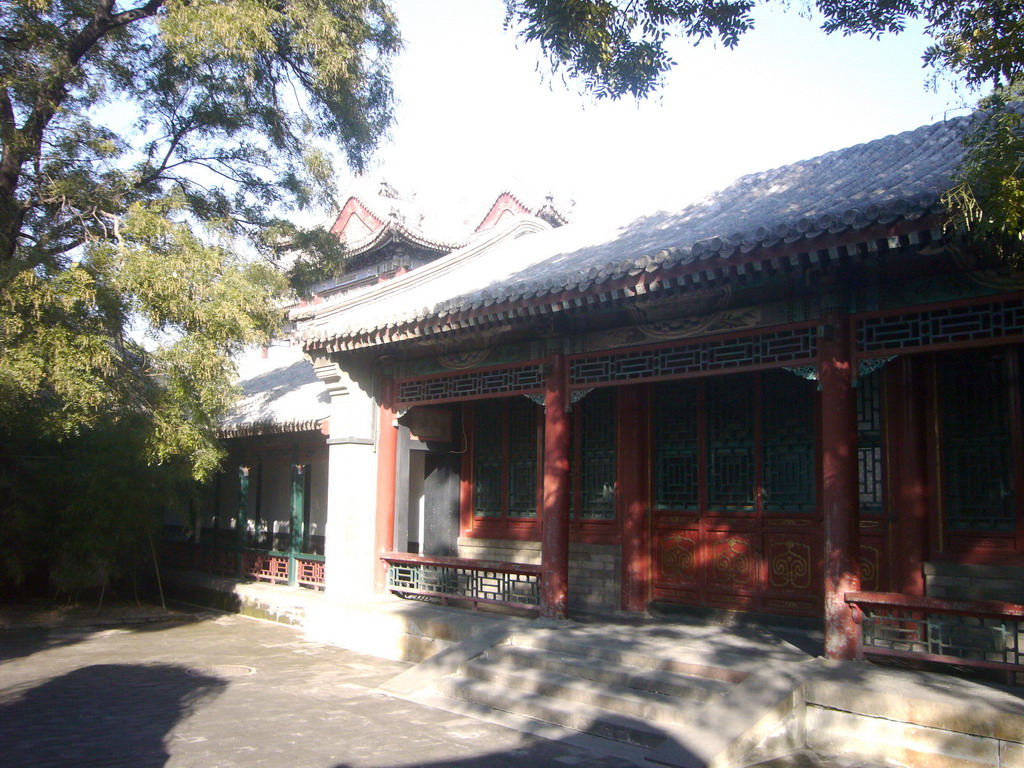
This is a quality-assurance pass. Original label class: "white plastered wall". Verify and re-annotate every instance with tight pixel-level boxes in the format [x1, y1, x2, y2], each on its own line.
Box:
[315, 357, 382, 600]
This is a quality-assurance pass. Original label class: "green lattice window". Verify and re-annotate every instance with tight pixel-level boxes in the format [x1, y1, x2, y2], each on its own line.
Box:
[472, 398, 540, 519]
[473, 400, 503, 517]
[507, 398, 538, 518]
[653, 372, 816, 515]
[654, 380, 699, 510]
[707, 376, 756, 512]
[856, 372, 885, 516]
[940, 349, 1016, 532]
[578, 388, 617, 520]
[761, 370, 816, 515]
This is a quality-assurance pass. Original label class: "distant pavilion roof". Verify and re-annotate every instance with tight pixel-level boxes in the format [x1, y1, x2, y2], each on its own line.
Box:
[302, 116, 969, 354]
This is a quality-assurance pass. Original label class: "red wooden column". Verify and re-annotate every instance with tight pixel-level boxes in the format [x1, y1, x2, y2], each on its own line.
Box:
[818, 313, 862, 659]
[374, 376, 399, 593]
[893, 356, 929, 596]
[541, 354, 571, 619]
[619, 385, 649, 612]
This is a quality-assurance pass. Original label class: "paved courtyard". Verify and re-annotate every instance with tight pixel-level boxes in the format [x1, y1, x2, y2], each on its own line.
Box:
[0, 611, 647, 768]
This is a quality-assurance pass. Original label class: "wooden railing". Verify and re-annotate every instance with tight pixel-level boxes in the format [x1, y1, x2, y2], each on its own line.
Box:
[846, 591, 1023, 680]
[161, 540, 325, 590]
[381, 552, 541, 613]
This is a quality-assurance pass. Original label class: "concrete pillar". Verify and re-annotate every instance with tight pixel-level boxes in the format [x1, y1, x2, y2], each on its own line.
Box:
[313, 357, 380, 600]
[541, 355, 571, 619]
[819, 313, 862, 660]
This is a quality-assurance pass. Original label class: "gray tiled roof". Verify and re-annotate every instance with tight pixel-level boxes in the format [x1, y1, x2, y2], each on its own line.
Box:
[302, 115, 968, 348]
[221, 344, 329, 435]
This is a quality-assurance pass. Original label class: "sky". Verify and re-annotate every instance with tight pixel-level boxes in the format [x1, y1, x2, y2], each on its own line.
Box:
[340, 0, 972, 229]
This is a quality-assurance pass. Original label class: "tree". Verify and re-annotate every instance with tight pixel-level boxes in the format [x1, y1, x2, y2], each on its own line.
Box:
[503, 0, 1024, 100]
[0, 0, 400, 450]
[0, 0, 399, 587]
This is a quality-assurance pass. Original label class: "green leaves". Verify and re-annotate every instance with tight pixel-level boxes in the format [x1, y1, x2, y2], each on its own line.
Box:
[0, 0, 398, 495]
[944, 92, 1024, 263]
[504, 0, 754, 99]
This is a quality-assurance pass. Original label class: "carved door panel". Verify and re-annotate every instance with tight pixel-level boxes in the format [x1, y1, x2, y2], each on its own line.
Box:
[652, 516, 701, 603]
[704, 526, 759, 611]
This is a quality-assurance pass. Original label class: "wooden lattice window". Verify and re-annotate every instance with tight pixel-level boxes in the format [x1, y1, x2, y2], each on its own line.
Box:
[653, 371, 816, 515]
[761, 371, 816, 515]
[856, 371, 885, 517]
[575, 387, 617, 521]
[654, 379, 699, 511]
[472, 398, 540, 519]
[939, 348, 1018, 533]
[707, 376, 757, 512]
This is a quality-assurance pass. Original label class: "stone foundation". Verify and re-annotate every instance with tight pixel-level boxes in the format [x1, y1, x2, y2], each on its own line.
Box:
[457, 538, 622, 612]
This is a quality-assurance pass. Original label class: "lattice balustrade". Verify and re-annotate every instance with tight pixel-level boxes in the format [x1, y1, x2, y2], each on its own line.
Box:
[571, 327, 817, 386]
[847, 592, 1023, 677]
[383, 553, 540, 609]
[243, 551, 289, 584]
[295, 556, 326, 589]
[397, 363, 545, 406]
[857, 298, 1024, 354]
[196, 545, 237, 577]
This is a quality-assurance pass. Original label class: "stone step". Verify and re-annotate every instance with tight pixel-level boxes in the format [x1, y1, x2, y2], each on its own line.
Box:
[462, 654, 709, 724]
[431, 673, 670, 748]
[480, 644, 731, 700]
[505, 629, 748, 683]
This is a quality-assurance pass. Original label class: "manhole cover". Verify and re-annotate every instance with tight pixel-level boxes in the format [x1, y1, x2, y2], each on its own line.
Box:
[186, 664, 255, 678]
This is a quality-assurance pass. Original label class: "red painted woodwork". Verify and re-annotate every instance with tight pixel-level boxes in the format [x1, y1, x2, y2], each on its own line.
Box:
[459, 399, 542, 541]
[618, 386, 649, 612]
[889, 357, 929, 595]
[382, 550, 542, 576]
[649, 373, 823, 617]
[819, 314, 862, 660]
[846, 590, 1024, 617]
[374, 377, 399, 593]
[541, 355, 571, 619]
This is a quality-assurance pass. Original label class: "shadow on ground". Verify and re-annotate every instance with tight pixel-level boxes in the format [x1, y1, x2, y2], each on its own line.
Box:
[0, 663, 227, 767]
[0, 600, 209, 665]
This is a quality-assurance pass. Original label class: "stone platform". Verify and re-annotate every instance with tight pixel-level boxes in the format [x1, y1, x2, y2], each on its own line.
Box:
[161, 570, 1024, 768]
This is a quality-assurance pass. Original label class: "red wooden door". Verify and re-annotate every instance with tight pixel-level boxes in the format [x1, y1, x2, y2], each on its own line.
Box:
[650, 372, 823, 617]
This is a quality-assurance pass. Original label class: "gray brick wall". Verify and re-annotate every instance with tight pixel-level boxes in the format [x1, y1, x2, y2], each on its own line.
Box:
[457, 538, 621, 611]
[924, 562, 1024, 603]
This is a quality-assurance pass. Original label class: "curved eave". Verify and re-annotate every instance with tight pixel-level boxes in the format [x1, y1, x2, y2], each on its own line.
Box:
[302, 209, 946, 355]
[219, 418, 327, 439]
[343, 218, 466, 258]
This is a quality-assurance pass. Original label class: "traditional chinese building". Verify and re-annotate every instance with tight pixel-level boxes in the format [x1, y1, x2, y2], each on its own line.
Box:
[292, 115, 1024, 660]
[175, 185, 569, 593]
